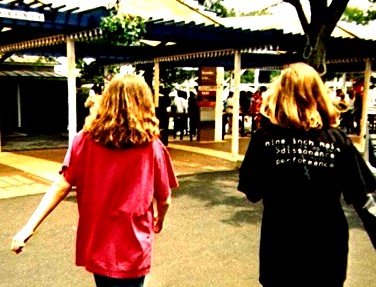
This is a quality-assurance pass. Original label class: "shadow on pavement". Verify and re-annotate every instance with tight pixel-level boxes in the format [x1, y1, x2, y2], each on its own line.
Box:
[175, 170, 262, 226]
[2, 169, 376, 287]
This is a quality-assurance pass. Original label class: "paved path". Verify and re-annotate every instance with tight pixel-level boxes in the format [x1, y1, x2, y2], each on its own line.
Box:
[0, 152, 61, 199]
[0, 137, 376, 287]
[0, 137, 246, 199]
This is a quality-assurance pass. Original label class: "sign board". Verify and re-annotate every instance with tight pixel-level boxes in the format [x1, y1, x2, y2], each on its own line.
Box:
[0, 8, 45, 22]
[197, 89, 216, 107]
[198, 85, 220, 91]
[199, 107, 216, 121]
[198, 67, 217, 86]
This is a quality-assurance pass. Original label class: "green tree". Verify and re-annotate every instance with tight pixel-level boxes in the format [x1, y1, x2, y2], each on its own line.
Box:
[253, 1, 376, 74]
[99, 13, 146, 46]
[241, 70, 254, 83]
[196, 0, 236, 17]
[343, 2, 376, 24]
[79, 0, 146, 84]
[198, 0, 374, 74]
[159, 67, 197, 92]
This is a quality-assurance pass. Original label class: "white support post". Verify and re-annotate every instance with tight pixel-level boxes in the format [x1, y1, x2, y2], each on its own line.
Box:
[254, 68, 260, 90]
[153, 61, 160, 107]
[232, 49, 241, 160]
[360, 59, 372, 154]
[215, 67, 224, 141]
[67, 38, 77, 147]
[17, 84, 21, 128]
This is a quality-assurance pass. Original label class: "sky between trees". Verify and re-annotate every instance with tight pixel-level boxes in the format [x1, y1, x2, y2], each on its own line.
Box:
[221, 0, 372, 14]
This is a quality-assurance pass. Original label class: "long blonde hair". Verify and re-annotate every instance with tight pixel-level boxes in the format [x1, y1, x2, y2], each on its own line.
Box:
[84, 74, 160, 148]
[261, 62, 340, 130]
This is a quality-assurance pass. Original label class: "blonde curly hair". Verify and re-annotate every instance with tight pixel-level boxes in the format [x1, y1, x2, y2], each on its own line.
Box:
[261, 62, 340, 130]
[84, 74, 160, 148]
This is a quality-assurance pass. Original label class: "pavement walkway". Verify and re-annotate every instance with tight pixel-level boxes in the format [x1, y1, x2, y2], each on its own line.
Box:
[1, 135, 376, 287]
[0, 135, 249, 199]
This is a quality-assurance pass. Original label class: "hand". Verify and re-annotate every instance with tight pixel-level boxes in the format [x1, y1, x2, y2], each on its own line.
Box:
[364, 193, 376, 217]
[153, 216, 164, 234]
[10, 228, 34, 254]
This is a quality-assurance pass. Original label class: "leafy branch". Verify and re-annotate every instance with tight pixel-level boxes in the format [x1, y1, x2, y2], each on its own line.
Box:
[99, 13, 146, 46]
[342, 7, 376, 24]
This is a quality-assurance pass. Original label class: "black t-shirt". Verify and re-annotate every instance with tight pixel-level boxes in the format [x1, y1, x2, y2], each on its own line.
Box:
[238, 124, 376, 285]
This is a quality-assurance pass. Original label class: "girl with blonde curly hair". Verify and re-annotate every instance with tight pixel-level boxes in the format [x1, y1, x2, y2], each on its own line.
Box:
[238, 62, 376, 287]
[11, 74, 178, 287]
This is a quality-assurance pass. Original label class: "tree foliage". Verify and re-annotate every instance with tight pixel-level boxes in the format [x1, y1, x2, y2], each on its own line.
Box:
[99, 10, 146, 46]
[241, 70, 254, 83]
[81, 0, 147, 46]
[159, 67, 197, 92]
[196, 0, 352, 74]
[77, 59, 119, 85]
[196, 0, 236, 17]
[343, 5, 376, 24]
[78, 0, 146, 84]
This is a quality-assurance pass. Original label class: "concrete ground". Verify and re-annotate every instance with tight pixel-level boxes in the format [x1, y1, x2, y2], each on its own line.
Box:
[0, 135, 376, 287]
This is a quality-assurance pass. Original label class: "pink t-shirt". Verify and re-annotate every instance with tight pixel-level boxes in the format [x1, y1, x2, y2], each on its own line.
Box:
[62, 131, 178, 278]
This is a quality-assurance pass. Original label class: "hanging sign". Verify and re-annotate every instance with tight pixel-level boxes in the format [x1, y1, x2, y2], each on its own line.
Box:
[0, 8, 45, 22]
[197, 89, 216, 107]
[198, 67, 217, 86]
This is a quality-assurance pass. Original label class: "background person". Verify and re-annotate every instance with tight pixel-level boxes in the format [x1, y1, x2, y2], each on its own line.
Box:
[84, 74, 115, 118]
[11, 74, 179, 287]
[172, 90, 188, 140]
[333, 88, 352, 133]
[250, 86, 266, 133]
[156, 88, 172, 146]
[238, 62, 376, 287]
[223, 91, 234, 135]
[188, 91, 199, 141]
[352, 81, 364, 135]
[84, 83, 103, 115]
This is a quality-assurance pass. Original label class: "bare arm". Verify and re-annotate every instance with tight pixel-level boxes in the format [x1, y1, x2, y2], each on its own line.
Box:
[10, 174, 72, 254]
[153, 195, 171, 234]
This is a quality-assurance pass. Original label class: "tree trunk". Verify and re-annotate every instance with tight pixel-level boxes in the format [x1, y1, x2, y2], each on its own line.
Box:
[284, 0, 350, 75]
[305, 29, 327, 74]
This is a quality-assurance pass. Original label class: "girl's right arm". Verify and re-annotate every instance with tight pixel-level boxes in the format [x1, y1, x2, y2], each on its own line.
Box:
[10, 174, 72, 254]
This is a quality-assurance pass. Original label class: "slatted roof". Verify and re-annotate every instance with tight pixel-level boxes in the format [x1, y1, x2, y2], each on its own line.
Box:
[0, 0, 108, 56]
[18, 18, 376, 73]
[0, 69, 64, 78]
[1, 0, 376, 73]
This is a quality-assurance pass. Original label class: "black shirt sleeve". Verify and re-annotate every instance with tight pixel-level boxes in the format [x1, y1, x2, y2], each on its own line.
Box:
[238, 130, 266, 202]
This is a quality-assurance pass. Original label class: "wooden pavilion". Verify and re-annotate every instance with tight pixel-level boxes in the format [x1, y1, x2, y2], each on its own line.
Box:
[1, 0, 376, 159]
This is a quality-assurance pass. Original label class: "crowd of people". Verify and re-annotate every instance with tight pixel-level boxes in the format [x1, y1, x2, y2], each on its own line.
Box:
[331, 82, 364, 135]
[222, 80, 369, 138]
[81, 77, 201, 146]
[158, 89, 199, 143]
[222, 86, 267, 136]
[10, 64, 376, 287]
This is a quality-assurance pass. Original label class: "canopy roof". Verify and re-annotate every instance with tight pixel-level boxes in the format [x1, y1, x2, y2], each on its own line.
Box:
[0, 0, 108, 45]
[25, 19, 376, 73]
[0, 0, 376, 73]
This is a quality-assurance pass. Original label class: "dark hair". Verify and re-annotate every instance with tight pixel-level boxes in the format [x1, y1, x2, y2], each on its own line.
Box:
[259, 86, 267, 93]
[177, 90, 187, 99]
[92, 83, 103, 95]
